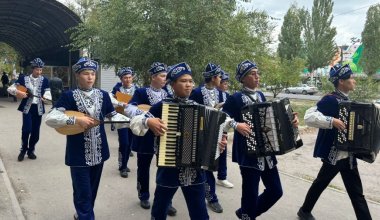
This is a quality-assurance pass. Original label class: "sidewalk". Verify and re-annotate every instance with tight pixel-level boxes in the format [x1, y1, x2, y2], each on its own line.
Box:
[0, 97, 379, 220]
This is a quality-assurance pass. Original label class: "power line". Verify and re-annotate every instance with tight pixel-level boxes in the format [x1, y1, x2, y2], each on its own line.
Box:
[334, 2, 380, 17]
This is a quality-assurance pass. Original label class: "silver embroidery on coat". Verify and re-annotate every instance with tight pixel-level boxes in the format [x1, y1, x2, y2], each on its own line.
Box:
[73, 89, 103, 166]
[178, 167, 197, 186]
[201, 86, 219, 107]
[146, 87, 167, 105]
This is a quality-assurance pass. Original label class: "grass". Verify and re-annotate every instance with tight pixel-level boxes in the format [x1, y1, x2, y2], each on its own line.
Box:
[289, 99, 318, 126]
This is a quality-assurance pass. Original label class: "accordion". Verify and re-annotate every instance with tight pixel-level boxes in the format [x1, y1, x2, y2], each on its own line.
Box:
[158, 102, 227, 171]
[240, 98, 303, 156]
[336, 101, 380, 163]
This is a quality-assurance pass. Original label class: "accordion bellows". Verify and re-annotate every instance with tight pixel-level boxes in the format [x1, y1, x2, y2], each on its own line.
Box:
[336, 101, 380, 163]
[240, 98, 303, 156]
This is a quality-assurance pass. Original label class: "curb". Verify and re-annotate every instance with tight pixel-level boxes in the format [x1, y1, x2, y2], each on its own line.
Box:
[0, 157, 25, 220]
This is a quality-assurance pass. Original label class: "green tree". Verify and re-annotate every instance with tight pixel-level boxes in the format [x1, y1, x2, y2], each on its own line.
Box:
[361, 4, 380, 75]
[0, 43, 20, 74]
[69, 0, 275, 86]
[260, 56, 305, 98]
[278, 4, 303, 60]
[301, 0, 337, 72]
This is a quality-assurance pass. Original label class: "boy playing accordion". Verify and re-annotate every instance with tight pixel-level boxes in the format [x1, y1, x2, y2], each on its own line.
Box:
[130, 62, 227, 220]
[222, 60, 299, 219]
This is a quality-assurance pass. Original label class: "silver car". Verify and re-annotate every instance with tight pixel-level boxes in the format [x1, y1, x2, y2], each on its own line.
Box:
[284, 84, 318, 95]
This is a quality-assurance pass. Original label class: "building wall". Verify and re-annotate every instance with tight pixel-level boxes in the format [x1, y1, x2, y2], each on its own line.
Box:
[99, 66, 118, 92]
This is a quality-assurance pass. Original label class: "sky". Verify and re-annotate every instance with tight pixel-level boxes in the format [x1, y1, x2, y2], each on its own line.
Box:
[58, 0, 379, 47]
[238, 0, 380, 46]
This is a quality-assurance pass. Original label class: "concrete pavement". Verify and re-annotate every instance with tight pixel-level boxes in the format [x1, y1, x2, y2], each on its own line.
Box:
[0, 96, 379, 220]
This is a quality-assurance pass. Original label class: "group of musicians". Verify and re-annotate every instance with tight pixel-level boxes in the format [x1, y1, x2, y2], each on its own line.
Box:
[7, 57, 372, 220]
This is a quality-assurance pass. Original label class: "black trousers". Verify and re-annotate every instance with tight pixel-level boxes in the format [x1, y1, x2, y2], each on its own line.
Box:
[301, 158, 371, 220]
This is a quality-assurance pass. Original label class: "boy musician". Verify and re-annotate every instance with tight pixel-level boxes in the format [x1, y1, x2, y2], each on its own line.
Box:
[7, 58, 51, 161]
[109, 67, 138, 178]
[130, 62, 227, 220]
[222, 60, 299, 219]
[129, 62, 176, 215]
[189, 63, 224, 213]
[45, 57, 130, 220]
[298, 63, 372, 220]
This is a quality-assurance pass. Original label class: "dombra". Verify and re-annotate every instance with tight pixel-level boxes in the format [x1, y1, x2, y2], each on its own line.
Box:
[55, 111, 130, 135]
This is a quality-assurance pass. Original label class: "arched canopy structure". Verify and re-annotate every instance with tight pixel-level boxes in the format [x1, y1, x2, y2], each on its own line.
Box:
[0, 0, 81, 66]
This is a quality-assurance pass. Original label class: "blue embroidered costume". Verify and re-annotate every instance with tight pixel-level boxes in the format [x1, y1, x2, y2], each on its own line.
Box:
[222, 60, 283, 220]
[45, 58, 130, 220]
[7, 58, 50, 161]
[298, 63, 371, 220]
[130, 62, 168, 205]
[109, 67, 138, 177]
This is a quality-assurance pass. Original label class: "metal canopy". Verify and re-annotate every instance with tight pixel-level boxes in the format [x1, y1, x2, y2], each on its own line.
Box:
[0, 0, 81, 66]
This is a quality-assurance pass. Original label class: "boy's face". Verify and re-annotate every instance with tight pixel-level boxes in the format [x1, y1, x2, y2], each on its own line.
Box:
[242, 68, 260, 89]
[211, 74, 222, 87]
[32, 68, 43, 77]
[171, 74, 193, 98]
[218, 80, 229, 92]
[151, 72, 167, 88]
[339, 74, 356, 92]
[76, 70, 96, 89]
[121, 74, 133, 88]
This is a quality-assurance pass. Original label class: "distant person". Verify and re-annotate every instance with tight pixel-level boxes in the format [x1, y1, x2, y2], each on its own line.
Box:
[7, 58, 51, 161]
[2, 71, 9, 97]
[108, 67, 138, 178]
[1, 71, 9, 87]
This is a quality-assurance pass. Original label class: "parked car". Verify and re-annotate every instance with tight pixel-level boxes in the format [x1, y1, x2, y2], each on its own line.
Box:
[284, 84, 318, 95]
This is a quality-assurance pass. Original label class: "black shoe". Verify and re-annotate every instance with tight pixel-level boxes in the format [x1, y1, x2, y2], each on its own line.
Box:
[17, 152, 26, 161]
[120, 169, 128, 178]
[208, 202, 223, 213]
[27, 152, 37, 160]
[297, 208, 315, 220]
[126, 167, 131, 172]
[129, 152, 134, 157]
[167, 205, 177, 216]
[73, 213, 78, 220]
[140, 200, 150, 209]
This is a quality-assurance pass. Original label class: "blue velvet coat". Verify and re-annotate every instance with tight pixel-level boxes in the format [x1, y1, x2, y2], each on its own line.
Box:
[189, 85, 224, 107]
[55, 89, 116, 167]
[16, 74, 49, 115]
[130, 87, 167, 154]
[314, 91, 357, 166]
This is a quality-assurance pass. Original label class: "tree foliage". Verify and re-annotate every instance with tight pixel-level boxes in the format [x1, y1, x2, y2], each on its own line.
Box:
[260, 56, 305, 98]
[278, 4, 303, 61]
[361, 4, 380, 75]
[301, 0, 337, 72]
[68, 0, 275, 86]
[0, 43, 20, 74]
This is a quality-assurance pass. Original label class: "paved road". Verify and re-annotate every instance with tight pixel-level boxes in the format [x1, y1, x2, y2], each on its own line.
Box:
[0, 97, 379, 220]
[263, 92, 322, 101]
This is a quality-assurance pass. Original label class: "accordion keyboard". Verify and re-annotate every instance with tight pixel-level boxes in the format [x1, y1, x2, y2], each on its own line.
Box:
[158, 103, 180, 167]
